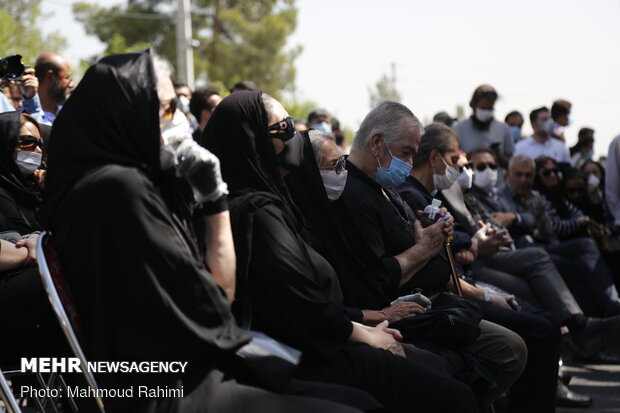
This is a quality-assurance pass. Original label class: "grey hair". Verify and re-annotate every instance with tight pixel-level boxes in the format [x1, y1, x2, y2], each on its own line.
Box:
[261, 93, 277, 116]
[308, 130, 335, 166]
[412, 123, 457, 165]
[351, 101, 424, 152]
[509, 154, 535, 171]
[152, 53, 173, 100]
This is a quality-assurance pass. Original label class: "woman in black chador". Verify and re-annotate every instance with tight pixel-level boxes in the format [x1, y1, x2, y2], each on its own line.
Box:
[203, 90, 479, 413]
[39, 49, 376, 413]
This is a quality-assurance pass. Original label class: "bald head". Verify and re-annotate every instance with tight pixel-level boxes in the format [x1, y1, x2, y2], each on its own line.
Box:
[35, 52, 74, 114]
[35, 52, 70, 81]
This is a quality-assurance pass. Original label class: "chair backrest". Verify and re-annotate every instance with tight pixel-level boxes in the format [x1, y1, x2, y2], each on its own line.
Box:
[36, 231, 105, 413]
[0, 368, 22, 413]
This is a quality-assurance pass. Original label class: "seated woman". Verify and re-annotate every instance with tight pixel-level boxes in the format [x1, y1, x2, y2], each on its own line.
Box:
[579, 160, 606, 223]
[0, 111, 44, 234]
[39, 50, 377, 413]
[203, 91, 479, 413]
[534, 156, 591, 241]
[534, 156, 620, 316]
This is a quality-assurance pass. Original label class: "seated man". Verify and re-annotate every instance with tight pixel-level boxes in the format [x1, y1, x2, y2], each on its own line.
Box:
[499, 155, 620, 313]
[395, 123, 561, 412]
[469, 154, 620, 348]
[331, 101, 527, 409]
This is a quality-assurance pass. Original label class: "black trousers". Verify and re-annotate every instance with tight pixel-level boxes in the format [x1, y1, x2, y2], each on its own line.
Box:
[296, 342, 479, 413]
[476, 300, 560, 413]
[0, 266, 69, 366]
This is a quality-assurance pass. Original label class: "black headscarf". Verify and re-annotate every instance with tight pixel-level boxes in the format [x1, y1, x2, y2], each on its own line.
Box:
[281, 131, 390, 309]
[41, 50, 160, 222]
[203, 91, 303, 324]
[0, 111, 42, 207]
[38, 51, 249, 399]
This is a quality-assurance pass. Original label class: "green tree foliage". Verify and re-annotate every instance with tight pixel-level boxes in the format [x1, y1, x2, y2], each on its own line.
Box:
[283, 98, 317, 121]
[368, 62, 401, 109]
[73, 0, 300, 98]
[0, 0, 66, 65]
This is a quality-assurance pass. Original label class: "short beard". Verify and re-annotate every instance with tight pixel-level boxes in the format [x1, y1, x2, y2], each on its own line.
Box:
[49, 81, 67, 106]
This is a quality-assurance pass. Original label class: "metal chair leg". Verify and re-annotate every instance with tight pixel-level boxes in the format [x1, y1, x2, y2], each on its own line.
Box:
[0, 369, 22, 413]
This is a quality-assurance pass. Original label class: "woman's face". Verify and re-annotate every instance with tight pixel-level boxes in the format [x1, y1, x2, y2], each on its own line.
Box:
[266, 99, 290, 155]
[538, 160, 559, 188]
[582, 162, 602, 180]
[13, 120, 43, 161]
[318, 140, 340, 169]
[564, 177, 586, 202]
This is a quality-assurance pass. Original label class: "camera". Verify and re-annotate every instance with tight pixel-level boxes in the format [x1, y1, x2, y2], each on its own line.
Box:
[0, 55, 25, 81]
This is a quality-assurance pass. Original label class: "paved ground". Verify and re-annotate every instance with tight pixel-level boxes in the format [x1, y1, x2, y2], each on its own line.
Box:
[557, 340, 620, 413]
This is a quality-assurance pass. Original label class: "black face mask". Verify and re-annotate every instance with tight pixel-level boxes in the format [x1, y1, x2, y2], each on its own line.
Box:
[268, 116, 295, 142]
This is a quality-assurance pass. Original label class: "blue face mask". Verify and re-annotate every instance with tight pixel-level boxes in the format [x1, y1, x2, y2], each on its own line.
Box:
[376, 140, 412, 187]
[508, 125, 521, 142]
[312, 121, 332, 135]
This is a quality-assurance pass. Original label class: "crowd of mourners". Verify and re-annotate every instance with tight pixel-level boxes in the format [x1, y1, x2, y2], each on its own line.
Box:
[1, 49, 620, 413]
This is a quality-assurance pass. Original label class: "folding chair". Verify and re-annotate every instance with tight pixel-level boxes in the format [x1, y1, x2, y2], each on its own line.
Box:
[36, 232, 105, 413]
[0, 368, 22, 413]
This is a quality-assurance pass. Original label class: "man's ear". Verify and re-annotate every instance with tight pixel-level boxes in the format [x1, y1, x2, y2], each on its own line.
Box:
[369, 133, 383, 158]
[429, 148, 439, 168]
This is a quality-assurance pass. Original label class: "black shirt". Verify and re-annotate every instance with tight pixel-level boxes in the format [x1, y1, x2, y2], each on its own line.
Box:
[397, 176, 472, 251]
[335, 161, 451, 298]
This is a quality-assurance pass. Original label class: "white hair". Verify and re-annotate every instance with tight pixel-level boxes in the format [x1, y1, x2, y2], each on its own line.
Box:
[308, 130, 335, 166]
[351, 101, 424, 152]
[151, 53, 174, 101]
[509, 154, 535, 171]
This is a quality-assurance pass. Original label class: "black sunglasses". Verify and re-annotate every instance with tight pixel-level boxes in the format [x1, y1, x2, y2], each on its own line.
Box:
[541, 168, 559, 177]
[473, 162, 497, 172]
[268, 116, 295, 141]
[16, 135, 43, 151]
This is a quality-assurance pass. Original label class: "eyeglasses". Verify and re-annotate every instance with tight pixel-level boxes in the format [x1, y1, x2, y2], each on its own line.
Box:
[56, 71, 73, 84]
[541, 168, 559, 177]
[472, 162, 497, 172]
[268, 116, 295, 141]
[16, 135, 42, 151]
[319, 156, 347, 175]
[565, 187, 585, 194]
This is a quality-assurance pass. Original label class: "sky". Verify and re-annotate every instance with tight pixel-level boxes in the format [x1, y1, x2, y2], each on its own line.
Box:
[40, 0, 620, 158]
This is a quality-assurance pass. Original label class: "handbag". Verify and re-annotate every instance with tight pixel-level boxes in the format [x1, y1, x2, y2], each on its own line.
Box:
[391, 292, 482, 348]
[235, 330, 302, 391]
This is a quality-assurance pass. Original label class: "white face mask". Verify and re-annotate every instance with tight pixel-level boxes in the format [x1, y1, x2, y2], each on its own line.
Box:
[320, 170, 348, 201]
[15, 150, 42, 175]
[161, 108, 191, 146]
[456, 167, 474, 190]
[433, 156, 459, 190]
[160, 109, 192, 169]
[474, 168, 498, 191]
[587, 173, 600, 188]
[540, 118, 555, 136]
[475, 108, 494, 123]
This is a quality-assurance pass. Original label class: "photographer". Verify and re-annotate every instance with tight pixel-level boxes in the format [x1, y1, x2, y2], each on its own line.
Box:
[0, 55, 44, 122]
